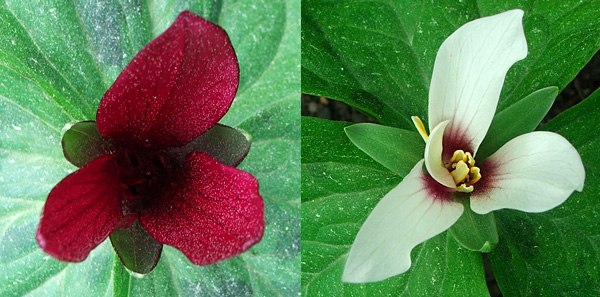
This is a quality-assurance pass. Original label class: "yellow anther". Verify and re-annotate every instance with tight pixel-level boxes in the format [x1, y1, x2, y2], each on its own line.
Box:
[457, 184, 474, 193]
[448, 150, 466, 167]
[450, 161, 469, 184]
[469, 167, 481, 184]
[411, 116, 429, 142]
[465, 152, 475, 167]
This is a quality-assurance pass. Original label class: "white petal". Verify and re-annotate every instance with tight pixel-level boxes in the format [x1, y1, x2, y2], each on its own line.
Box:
[342, 160, 464, 283]
[471, 132, 585, 214]
[428, 9, 528, 155]
[425, 120, 456, 189]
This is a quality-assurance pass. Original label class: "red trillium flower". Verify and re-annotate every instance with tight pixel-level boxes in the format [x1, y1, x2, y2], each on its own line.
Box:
[36, 11, 264, 273]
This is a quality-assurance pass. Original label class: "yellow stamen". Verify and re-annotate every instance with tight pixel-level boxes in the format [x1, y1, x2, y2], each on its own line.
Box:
[450, 161, 469, 184]
[465, 152, 475, 167]
[448, 150, 466, 168]
[411, 116, 429, 142]
[469, 167, 481, 184]
[408, 114, 483, 192]
[446, 149, 482, 193]
[457, 184, 474, 193]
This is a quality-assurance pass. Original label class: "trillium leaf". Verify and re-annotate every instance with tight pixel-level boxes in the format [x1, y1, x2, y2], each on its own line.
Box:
[61, 121, 114, 168]
[0, 0, 299, 296]
[109, 219, 163, 275]
[487, 88, 600, 296]
[476, 86, 558, 161]
[344, 123, 424, 177]
[166, 124, 250, 167]
[302, 0, 600, 128]
[301, 117, 489, 296]
[449, 199, 499, 253]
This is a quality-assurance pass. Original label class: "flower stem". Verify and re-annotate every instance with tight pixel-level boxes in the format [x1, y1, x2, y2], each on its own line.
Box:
[112, 254, 132, 297]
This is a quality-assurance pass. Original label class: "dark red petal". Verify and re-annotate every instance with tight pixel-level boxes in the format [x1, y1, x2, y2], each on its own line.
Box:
[96, 11, 239, 149]
[36, 155, 124, 262]
[139, 152, 264, 265]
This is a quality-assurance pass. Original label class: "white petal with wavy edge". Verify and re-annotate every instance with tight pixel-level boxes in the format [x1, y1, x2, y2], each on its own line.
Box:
[428, 9, 528, 155]
[342, 160, 464, 283]
[425, 120, 456, 189]
[470, 132, 585, 214]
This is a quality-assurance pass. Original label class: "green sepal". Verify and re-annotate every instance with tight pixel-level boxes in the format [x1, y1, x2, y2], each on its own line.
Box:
[477, 87, 558, 160]
[344, 123, 423, 176]
[449, 198, 499, 253]
[166, 124, 251, 167]
[61, 121, 114, 167]
[109, 219, 163, 274]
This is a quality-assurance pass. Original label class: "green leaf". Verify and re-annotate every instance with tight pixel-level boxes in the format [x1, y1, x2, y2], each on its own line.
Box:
[61, 121, 114, 167]
[0, 0, 299, 296]
[110, 220, 163, 275]
[449, 200, 499, 253]
[302, 0, 600, 129]
[301, 117, 488, 297]
[488, 88, 600, 296]
[477, 86, 558, 160]
[344, 123, 424, 177]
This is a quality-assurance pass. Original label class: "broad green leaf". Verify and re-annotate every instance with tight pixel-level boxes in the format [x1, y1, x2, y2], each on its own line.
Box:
[302, 0, 600, 129]
[488, 88, 600, 296]
[344, 123, 424, 177]
[0, 0, 299, 296]
[476, 86, 558, 160]
[449, 200, 499, 253]
[301, 117, 488, 297]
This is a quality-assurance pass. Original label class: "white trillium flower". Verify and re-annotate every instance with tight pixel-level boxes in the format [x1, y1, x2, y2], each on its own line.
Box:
[342, 9, 585, 283]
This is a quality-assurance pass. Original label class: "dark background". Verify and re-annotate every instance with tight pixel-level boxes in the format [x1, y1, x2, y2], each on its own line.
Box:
[300, 51, 600, 296]
[302, 52, 600, 124]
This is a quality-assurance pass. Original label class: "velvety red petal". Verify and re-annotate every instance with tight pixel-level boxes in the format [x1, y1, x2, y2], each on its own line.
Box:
[36, 155, 124, 262]
[96, 11, 239, 149]
[139, 152, 263, 265]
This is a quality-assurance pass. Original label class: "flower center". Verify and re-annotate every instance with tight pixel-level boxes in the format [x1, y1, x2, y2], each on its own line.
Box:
[411, 116, 482, 193]
[116, 150, 173, 214]
[446, 150, 481, 193]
